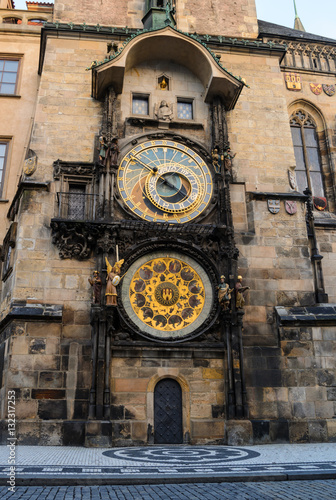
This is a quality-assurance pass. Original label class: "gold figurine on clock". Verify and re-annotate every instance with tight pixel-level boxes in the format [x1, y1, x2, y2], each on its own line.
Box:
[117, 140, 213, 223]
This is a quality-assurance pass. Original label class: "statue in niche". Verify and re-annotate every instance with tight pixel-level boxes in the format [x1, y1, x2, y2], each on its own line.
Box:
[223, 146, 236, 172]
[98, 136, 108, 165]
[155, 100, 173, 121]
[217, 275, 233, 311]
[88, 271, 102, 304]
[235, 275, 250, 309]
[211, 147, 223, 174]
[108, 138, 119, 168]
[105, 257, 124, 306]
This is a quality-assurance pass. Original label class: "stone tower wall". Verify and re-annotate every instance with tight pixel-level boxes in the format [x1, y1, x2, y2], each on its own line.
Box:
[54, 0, 258, 38]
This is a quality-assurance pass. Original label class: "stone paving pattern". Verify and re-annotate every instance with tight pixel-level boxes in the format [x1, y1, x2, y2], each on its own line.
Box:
[1, 481, 336, 499]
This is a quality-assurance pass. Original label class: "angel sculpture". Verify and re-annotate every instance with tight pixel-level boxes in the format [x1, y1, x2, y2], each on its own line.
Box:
[155, 100, 173, 121]
[105, 257, 124, 306]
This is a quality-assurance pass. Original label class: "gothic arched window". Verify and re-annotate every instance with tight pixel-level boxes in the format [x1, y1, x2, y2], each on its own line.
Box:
[290, 110, 325, 199]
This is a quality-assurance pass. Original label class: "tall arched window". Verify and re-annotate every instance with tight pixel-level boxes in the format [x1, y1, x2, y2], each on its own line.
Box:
[290, 110, 325, 199]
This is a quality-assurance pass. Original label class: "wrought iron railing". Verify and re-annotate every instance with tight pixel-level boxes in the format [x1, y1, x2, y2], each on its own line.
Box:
[56, 192, 103, 220]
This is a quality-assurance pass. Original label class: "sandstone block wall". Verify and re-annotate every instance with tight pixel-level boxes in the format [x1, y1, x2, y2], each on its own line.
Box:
[285, 72, 336, 304]
[245, 325, 336, 443]
[224, 50, 316, 340]
[318, 228, 336, 303]
[176, 0, 258, 38]
[0, 320, 91, 445]
[111, 350, 225, 445]
[54, 0, 258, 38]
[54, 0, 144, 29]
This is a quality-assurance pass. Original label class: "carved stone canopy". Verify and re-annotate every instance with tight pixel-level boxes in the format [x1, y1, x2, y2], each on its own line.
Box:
[92, 26, 244, 110]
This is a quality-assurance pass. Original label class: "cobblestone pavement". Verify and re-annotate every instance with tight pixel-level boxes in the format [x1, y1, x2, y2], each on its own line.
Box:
[1, 444, 336, 482]
[1, 481, 336, 500]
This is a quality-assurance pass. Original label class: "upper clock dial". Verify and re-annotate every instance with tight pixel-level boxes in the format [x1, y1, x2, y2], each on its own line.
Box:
[117, 140, 213, 223]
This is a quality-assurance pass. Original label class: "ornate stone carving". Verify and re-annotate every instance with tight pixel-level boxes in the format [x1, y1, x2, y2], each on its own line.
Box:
[266, 38, 336, 73]
[50, 221, 99, 259]
[53, 160, 96, 180]
[212, 96, 228, 153]
[101, 86, 117, 143]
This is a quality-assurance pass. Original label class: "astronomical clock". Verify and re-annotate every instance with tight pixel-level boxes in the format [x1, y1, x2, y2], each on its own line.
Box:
[113, 137, 224, 344]
[117, 140, 213, 224]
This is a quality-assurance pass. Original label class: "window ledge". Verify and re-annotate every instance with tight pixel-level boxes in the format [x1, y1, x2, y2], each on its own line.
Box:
[0, 199, 9, 203]
[126, 116, 204, 130]
[315, 211, 336, 229]
[0, 94, 21, 98]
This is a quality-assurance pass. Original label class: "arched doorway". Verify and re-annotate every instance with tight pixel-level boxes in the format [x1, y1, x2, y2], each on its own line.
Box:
[154, 378, 183, 444]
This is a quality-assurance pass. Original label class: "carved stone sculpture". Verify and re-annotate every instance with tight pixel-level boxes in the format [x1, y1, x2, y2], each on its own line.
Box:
[211, 148, 223, 174]
[155, 100, 173, 121]
[235, 275, 250, 309]
[99, 136, 108, 164]
[88, 271, 102, 304]
[105, 257, 124, 306]
[223, 146, 236, 171]
[217, 275, 233, 310]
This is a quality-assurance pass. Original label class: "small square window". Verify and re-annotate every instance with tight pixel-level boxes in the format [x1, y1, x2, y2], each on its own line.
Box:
[177, 99, 193, 120]
[0, 59, 19, 95]
[132, 95, 149, 116]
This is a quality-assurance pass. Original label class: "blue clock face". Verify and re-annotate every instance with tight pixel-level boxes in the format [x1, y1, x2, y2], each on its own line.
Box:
[117, 140, 213, 223]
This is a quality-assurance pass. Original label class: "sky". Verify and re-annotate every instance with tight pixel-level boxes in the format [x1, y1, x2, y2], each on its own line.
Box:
[255, 0, 336, 40]
[12, 0, 336, 40]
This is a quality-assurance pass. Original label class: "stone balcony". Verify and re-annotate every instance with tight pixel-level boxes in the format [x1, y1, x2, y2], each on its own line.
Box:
[0, 8, 52, 27]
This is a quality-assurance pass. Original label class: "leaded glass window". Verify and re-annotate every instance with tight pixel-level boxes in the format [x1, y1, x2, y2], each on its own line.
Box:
[290, 110, 325, 198]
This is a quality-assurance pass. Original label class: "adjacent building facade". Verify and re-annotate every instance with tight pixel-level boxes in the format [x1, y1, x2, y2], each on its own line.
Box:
[0, 0, 335, 446]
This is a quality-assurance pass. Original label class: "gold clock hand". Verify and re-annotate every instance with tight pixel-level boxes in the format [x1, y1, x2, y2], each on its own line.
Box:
[131, 155, 186, 197]
[130, 155, 158, 173]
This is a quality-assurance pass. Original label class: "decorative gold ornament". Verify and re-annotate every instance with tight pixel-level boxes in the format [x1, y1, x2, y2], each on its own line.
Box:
[160, 76, 168, 89]
[23, 156, 37, 176]
[128, 256, 206, 334]
[285, 72, 302, 91]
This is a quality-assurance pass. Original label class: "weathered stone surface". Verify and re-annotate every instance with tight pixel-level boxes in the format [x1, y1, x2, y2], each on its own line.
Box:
[191, 420, 225, 440]
[327, 420, 336, 442]
[308, 420, 328, 443]
[269, 420, 289, 443]
[40, 421, 63, 446]
[29, 338, 46, 354]
[289, 421, 309, 443]
[226, 420, 253, 446]
[132, 422, 147, 442]
[252, 420, 270, 444]
[38, 400, 67, 420]
[63, 421, 85, 446]
[85, 421, 113, 447]
[39, 372, 64, 389]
